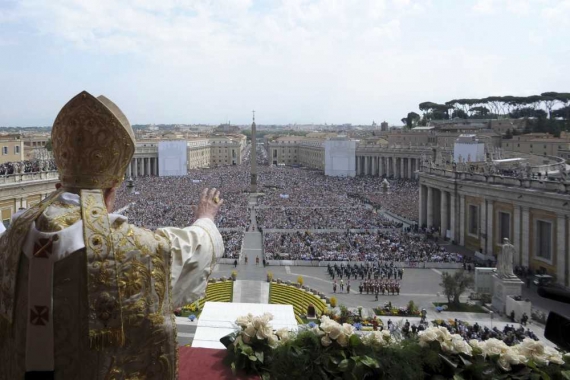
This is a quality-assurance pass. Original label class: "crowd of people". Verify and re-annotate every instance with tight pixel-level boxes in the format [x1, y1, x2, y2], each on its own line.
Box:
[433, 319, 539, 346]
[110, 146, 432, 263]
[264, 230, 462, 263]
[221, 231, 244, 258]
[0, 159, 56, 175]
[256, 207, 400, 229]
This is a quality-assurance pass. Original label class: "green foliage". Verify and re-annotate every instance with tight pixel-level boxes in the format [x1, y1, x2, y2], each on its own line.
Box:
[440, 271, 474, 306]
[45, 138, 53, 151]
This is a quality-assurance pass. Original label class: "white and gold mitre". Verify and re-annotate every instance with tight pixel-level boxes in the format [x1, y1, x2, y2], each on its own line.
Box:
[52, 91, 136, 189]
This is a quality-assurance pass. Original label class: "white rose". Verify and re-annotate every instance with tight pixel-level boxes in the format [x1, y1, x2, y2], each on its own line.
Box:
[544, 346, 564, 365]
[502, 347, 527, 368]
[482, 338, 508, 357]
[256, 325, 273, 340]
[236, 313, 254, 327]
[276, 328, 290, 342]
[342, 323, 355, 337]
[337, 333, 349, 347]
[451, 336, 472, 356]
[328, 324, 343, 340]
[497, 357, 512, 371]
[469, 339, 484, 352]
[418, 329, 437, 346]
[267, 333, 279, 348]
[243, 324, 256, 342]
[321, 335, 333, 347]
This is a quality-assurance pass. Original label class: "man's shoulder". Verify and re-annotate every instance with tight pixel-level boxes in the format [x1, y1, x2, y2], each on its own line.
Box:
[112, 219, 171, 253]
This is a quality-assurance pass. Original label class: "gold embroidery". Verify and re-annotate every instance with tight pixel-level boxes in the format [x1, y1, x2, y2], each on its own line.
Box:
[81, 189, 125, 350]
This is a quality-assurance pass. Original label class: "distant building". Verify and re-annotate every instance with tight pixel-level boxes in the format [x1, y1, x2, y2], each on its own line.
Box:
[380, 121, 389, 131]
[0, 134, 24, 164]
[503, 133, 570, 158]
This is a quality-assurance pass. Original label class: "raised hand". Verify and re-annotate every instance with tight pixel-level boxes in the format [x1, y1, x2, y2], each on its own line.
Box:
[194, 187, 223, 221]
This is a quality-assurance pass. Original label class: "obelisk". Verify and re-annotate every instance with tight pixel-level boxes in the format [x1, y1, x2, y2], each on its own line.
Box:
[250, 110, 257, 193]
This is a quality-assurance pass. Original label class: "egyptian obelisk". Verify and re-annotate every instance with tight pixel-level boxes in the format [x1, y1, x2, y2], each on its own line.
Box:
[250, 110, 257, 193]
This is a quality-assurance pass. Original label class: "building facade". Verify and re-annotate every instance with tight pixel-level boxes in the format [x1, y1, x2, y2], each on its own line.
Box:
[419, 167, 570, 287]
[0, 134, 25, 164]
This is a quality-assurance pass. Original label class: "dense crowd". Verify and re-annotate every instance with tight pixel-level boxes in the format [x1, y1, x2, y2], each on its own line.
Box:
[114, 166, 251, 229]
[111, 146, 427, 262]
[256, 207, 400, 229]
[264, 230, 461, 262]
[0, 159, 56, 175]
[221, 231, 244, 258]
[433, 319, 539, 346]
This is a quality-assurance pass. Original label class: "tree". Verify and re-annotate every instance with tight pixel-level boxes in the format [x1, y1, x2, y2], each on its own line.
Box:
[439, 271, 474, 306]
[45, 138, 53, 152]
[405, 112, 420, 128]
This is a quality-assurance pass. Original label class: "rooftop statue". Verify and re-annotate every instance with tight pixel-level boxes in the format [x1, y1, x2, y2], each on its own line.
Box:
[0, 91, 225, 379]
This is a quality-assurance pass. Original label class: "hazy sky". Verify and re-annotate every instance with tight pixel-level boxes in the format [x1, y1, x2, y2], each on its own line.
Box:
[1, 0, 569, 126]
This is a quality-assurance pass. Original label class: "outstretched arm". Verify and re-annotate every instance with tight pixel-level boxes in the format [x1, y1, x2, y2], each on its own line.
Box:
[157, 188, 225, 307]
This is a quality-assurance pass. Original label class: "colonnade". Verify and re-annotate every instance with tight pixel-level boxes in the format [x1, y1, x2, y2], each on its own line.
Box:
[419, 184, 455, 242]
[355, 156, 420, 179]
[127, 156, 159, 178]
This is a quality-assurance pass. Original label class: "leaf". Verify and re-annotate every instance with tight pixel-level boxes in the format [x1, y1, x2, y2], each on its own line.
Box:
[248, 355, 257, 362]
[349, 334, 361, 347]
[458, 355, 472, 367]
[338, 359, 351, 372]
[439, 354, 458, 369]
[360, 356, 379, 369]
[255, 350, 264, 364]
[562, 371, 570, 380]
[453, 375, 465, 380]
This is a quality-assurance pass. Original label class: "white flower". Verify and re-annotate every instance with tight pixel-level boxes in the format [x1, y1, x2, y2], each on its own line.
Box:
[236, 313, 253, 328]
[469, 339, 484, 351]
[267, 333, 279, 348]
[544, 346, 564, 365]
[342, 323, 355, 337]
[418, 328, 438, 346]
[337, 333, 349, 347]
[321, 335, 333, 347]
[516, 338, 548, 365]
[498, 347, 527, 371]
[276, 328, 291, 343]
[481, 338, 509, 357]
[450, 335, 472, 356]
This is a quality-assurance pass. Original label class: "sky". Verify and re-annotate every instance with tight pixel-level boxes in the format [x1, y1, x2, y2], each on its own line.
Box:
[0, 0, 569, 127]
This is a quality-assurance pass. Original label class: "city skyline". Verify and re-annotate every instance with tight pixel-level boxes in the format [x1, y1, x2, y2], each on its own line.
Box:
[1, 0, 569, 126]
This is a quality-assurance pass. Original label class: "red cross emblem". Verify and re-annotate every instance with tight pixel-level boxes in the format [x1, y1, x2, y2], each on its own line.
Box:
[33, 237, 54, 259]
[30, 305, 49, 326]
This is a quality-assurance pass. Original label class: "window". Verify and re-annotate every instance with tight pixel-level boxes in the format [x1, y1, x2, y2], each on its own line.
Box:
[2, 147, 7, 155]
[536, 220, 552, 261]
[498, 212, 510, 242]
[15, 146, 20, 154]
[469, 205, 478, 235]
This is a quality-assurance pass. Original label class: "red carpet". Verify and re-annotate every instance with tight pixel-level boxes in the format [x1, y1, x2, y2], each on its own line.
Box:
[178, 347, 259, 380]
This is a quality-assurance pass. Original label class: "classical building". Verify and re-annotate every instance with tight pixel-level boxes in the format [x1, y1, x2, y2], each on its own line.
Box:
[125, 134, 247, 177]
[419, 159, 569, 287]
[503, 133, 570, 158]
[0, 134, 25, 164]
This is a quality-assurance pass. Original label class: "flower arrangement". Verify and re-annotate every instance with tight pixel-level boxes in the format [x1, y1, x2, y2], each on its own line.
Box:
[296, 275, 304, 287]
[266, 271, 273, 282]
[231, 270, 238, 280]
[329, 296, 337, 308]
[224, 313, 569, 380]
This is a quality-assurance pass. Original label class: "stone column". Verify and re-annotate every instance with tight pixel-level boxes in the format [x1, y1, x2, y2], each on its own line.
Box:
[460, 194, 466, 246]
[486, 201, 494, 255]
[392, 157, 397, 179]
[407, 158, 412, 179]
[365, 157, 370, 175]
[134, 158, 138, 177]
[427, 186, 433, 228]
[419, 185, 426, 226]
[450, 193, 456, 242]
[356, 156, 360, 175]
[146, 157, 151, 176]
[441, 191, 448, 238]
[521, 207, 530, 267]
[557, 215, 566, 286]
[155, 157, 159, 176]
[400, 158, 405, 179]
[127, 162, 132, 178]
[372, 156, 377, 176]
[513, 206, 521, 265]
